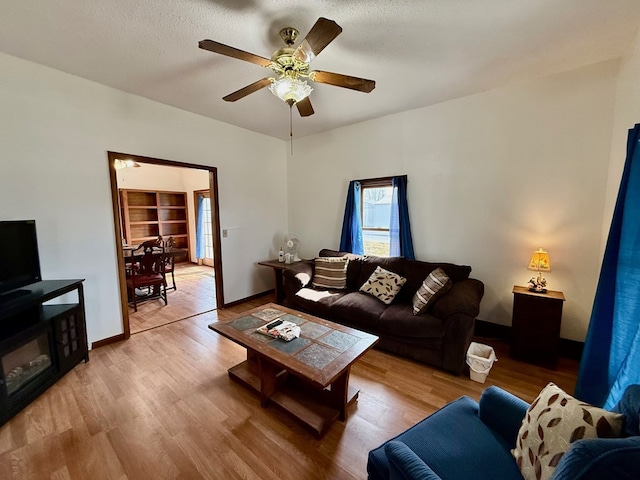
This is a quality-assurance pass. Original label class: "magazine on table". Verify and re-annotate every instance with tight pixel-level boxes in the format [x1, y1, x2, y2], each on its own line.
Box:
[256, 319, 300, 341]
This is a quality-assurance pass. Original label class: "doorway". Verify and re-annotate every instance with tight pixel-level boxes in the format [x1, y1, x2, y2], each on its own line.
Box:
[194, 189, 214, 267]
[107, 151, 224, 339]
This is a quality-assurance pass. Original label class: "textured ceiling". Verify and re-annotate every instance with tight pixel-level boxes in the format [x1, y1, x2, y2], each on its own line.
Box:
[1, 0, 639, 140]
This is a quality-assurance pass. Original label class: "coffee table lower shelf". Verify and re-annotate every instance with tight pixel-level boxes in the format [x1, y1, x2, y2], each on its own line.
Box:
[228, 360, 359, 437]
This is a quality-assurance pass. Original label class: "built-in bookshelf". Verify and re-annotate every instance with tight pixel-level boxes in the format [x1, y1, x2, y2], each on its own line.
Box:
[119, 189, 189, 260]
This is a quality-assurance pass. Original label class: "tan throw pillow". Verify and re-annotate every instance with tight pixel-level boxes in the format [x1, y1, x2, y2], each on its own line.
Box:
[312, 257, 348, 290]
[412, 268, 452, 315]
[511, 382, 623, 480]
[359, 266, 407, 304]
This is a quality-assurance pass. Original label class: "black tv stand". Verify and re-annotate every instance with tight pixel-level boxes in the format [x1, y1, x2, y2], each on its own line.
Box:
[0, 289, 30, 303]
[0, 279, 87, 426]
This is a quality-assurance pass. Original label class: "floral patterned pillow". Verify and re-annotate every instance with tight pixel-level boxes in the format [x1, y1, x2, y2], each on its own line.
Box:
[359, 266, 407, 304]
[511, 382, 623, 480]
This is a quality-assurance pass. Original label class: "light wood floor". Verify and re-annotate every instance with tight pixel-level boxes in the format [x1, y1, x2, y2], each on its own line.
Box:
[129, 263, 216, 334]
[0, 294, 578, 480]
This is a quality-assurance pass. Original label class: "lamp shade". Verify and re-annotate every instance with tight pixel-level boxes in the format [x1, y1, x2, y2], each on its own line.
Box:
[528, 248, 551, 272]
[269, 76, 312, 104]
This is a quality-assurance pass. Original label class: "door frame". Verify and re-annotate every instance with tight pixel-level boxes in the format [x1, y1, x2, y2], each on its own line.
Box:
[107, 151, 224, 339]
[193, 189, 215, 267]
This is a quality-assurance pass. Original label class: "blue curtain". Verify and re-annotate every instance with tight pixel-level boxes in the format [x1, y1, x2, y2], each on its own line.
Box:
[195, 194, 205, 259]
[575, 123, 640, 408]
[390, 176, 415, 260]
[339, 180, 364, 254]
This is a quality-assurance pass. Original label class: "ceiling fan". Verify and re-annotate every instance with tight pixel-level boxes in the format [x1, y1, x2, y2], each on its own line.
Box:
[198, 17, 376, 117]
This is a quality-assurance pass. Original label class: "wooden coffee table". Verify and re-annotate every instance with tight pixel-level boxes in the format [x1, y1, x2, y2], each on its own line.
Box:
[209, 303, 379, 437]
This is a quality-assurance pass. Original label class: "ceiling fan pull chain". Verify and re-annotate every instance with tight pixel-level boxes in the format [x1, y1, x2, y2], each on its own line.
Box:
[289, 103, 294, 156]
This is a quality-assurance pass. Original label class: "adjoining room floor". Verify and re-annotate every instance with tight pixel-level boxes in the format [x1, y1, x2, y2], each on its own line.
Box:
[128, 263, 216, 334]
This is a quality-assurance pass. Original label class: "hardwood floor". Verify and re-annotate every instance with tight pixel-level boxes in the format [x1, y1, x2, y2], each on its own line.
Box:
[0, 294, 578, 480]
[129, 264, 216, 334]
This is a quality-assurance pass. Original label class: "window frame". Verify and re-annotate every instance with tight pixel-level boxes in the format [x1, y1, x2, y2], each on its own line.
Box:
[359, 176, 394, 256]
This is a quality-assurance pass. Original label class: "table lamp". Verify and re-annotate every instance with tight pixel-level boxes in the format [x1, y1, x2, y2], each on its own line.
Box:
[527, 248, 551, 292]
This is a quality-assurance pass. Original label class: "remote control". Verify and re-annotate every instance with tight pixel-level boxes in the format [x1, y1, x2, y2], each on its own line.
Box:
[265, 319, 283, 330]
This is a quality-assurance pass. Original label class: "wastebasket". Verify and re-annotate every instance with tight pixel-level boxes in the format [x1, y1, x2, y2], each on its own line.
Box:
[466, 342, 497, 383]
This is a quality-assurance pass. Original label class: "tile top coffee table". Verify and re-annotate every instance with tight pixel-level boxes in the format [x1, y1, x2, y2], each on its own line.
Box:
[209, 303, 379, 437]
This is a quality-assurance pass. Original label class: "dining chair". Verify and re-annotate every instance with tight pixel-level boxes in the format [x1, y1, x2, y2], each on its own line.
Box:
[125, 240, 167, 312]
[163, 236, 176, 291]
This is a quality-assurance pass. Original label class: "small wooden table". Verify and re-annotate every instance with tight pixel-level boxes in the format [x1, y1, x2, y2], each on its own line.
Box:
[511, 286, 565, 368]
[209, 303, 378, 437]
[258, 259, 303, 304]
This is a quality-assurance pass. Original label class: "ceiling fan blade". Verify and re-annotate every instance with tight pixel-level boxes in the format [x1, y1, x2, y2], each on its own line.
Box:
[223, 78, 272, 102]
[293, 18, 342, 63]
[296, 97, 314, 117]
[199, 39, 271, 67]
[309, 70, 376, 93]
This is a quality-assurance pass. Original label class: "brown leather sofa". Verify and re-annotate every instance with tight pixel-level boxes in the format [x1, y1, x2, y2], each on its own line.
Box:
[282, 249, 484, 374]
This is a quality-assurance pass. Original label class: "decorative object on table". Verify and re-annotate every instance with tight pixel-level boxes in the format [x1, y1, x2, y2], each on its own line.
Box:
[256, 319, 301, 341]
[251, 308, 284, 322]
[283, 233, 301, 262]
[527, 248, 551, 292]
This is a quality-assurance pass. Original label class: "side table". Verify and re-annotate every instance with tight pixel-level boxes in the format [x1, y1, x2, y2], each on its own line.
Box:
[511, 286, 565, 368]
[258, 259, 301, 304]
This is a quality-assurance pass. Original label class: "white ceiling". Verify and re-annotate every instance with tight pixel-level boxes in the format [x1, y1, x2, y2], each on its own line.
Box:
[1, 0, 639, 140]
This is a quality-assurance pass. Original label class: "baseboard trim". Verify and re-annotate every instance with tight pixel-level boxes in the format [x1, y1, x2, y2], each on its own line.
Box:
[92, 333, 126, 349]
[474, 319, 583, 361]
[222, 289, 273, 309]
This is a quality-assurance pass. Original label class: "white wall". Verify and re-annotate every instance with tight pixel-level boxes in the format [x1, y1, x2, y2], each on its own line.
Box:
[288, 60, 620, 342]
[117, 163, 209, 263]
[602, 28, 640, 250]
[0, 52, 287, 345]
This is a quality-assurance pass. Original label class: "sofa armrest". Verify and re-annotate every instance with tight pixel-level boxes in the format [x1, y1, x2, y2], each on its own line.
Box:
[432, 278, 484, 319]
[478, 386, 529, 447]
[282, 260, 314, 298]
[385, 441, 443, 480]
[550, 437, 640, 480]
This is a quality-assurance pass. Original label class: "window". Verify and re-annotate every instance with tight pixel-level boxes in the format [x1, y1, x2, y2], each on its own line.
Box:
[360, 178, 393, 256]
[340, 175, 414, 259]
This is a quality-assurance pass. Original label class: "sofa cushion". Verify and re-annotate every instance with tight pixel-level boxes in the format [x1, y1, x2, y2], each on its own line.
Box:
[611, 383, 640, 437]
[379, 304, 445, 339]
[512, 382, 624, 480]
[550, 437, 640, 480]
[360, 266, 408, 305]
[312, 257, 348, 289]
[357, 255, 406, 289]
[293, 288, 346, 318]
[412, 268, 452, 315]
[318, 249, 364, 290]
[329, 291, 387, 331]
[367, 396, 524, 480]
[397, 260, 472, 302]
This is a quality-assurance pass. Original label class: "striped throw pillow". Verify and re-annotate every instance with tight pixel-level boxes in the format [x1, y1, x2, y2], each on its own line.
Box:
[312, 257, 349, 290]
[412, 268, 452, 315]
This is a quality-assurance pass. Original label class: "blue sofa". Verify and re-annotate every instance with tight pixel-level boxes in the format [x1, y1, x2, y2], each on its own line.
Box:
[367, 385, 640, 480]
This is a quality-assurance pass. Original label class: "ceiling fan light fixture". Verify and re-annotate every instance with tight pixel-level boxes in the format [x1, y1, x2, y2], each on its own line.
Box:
[269, 76, 312, 105]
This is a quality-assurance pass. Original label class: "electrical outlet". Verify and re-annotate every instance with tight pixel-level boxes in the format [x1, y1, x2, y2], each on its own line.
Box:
[222, 229, 228, 238]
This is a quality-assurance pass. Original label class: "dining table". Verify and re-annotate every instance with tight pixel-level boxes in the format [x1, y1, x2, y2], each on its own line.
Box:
[122, 245, 187, 263]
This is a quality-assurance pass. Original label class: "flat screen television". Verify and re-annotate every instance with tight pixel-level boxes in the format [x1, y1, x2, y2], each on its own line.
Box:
[0, 220, 42, 297]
